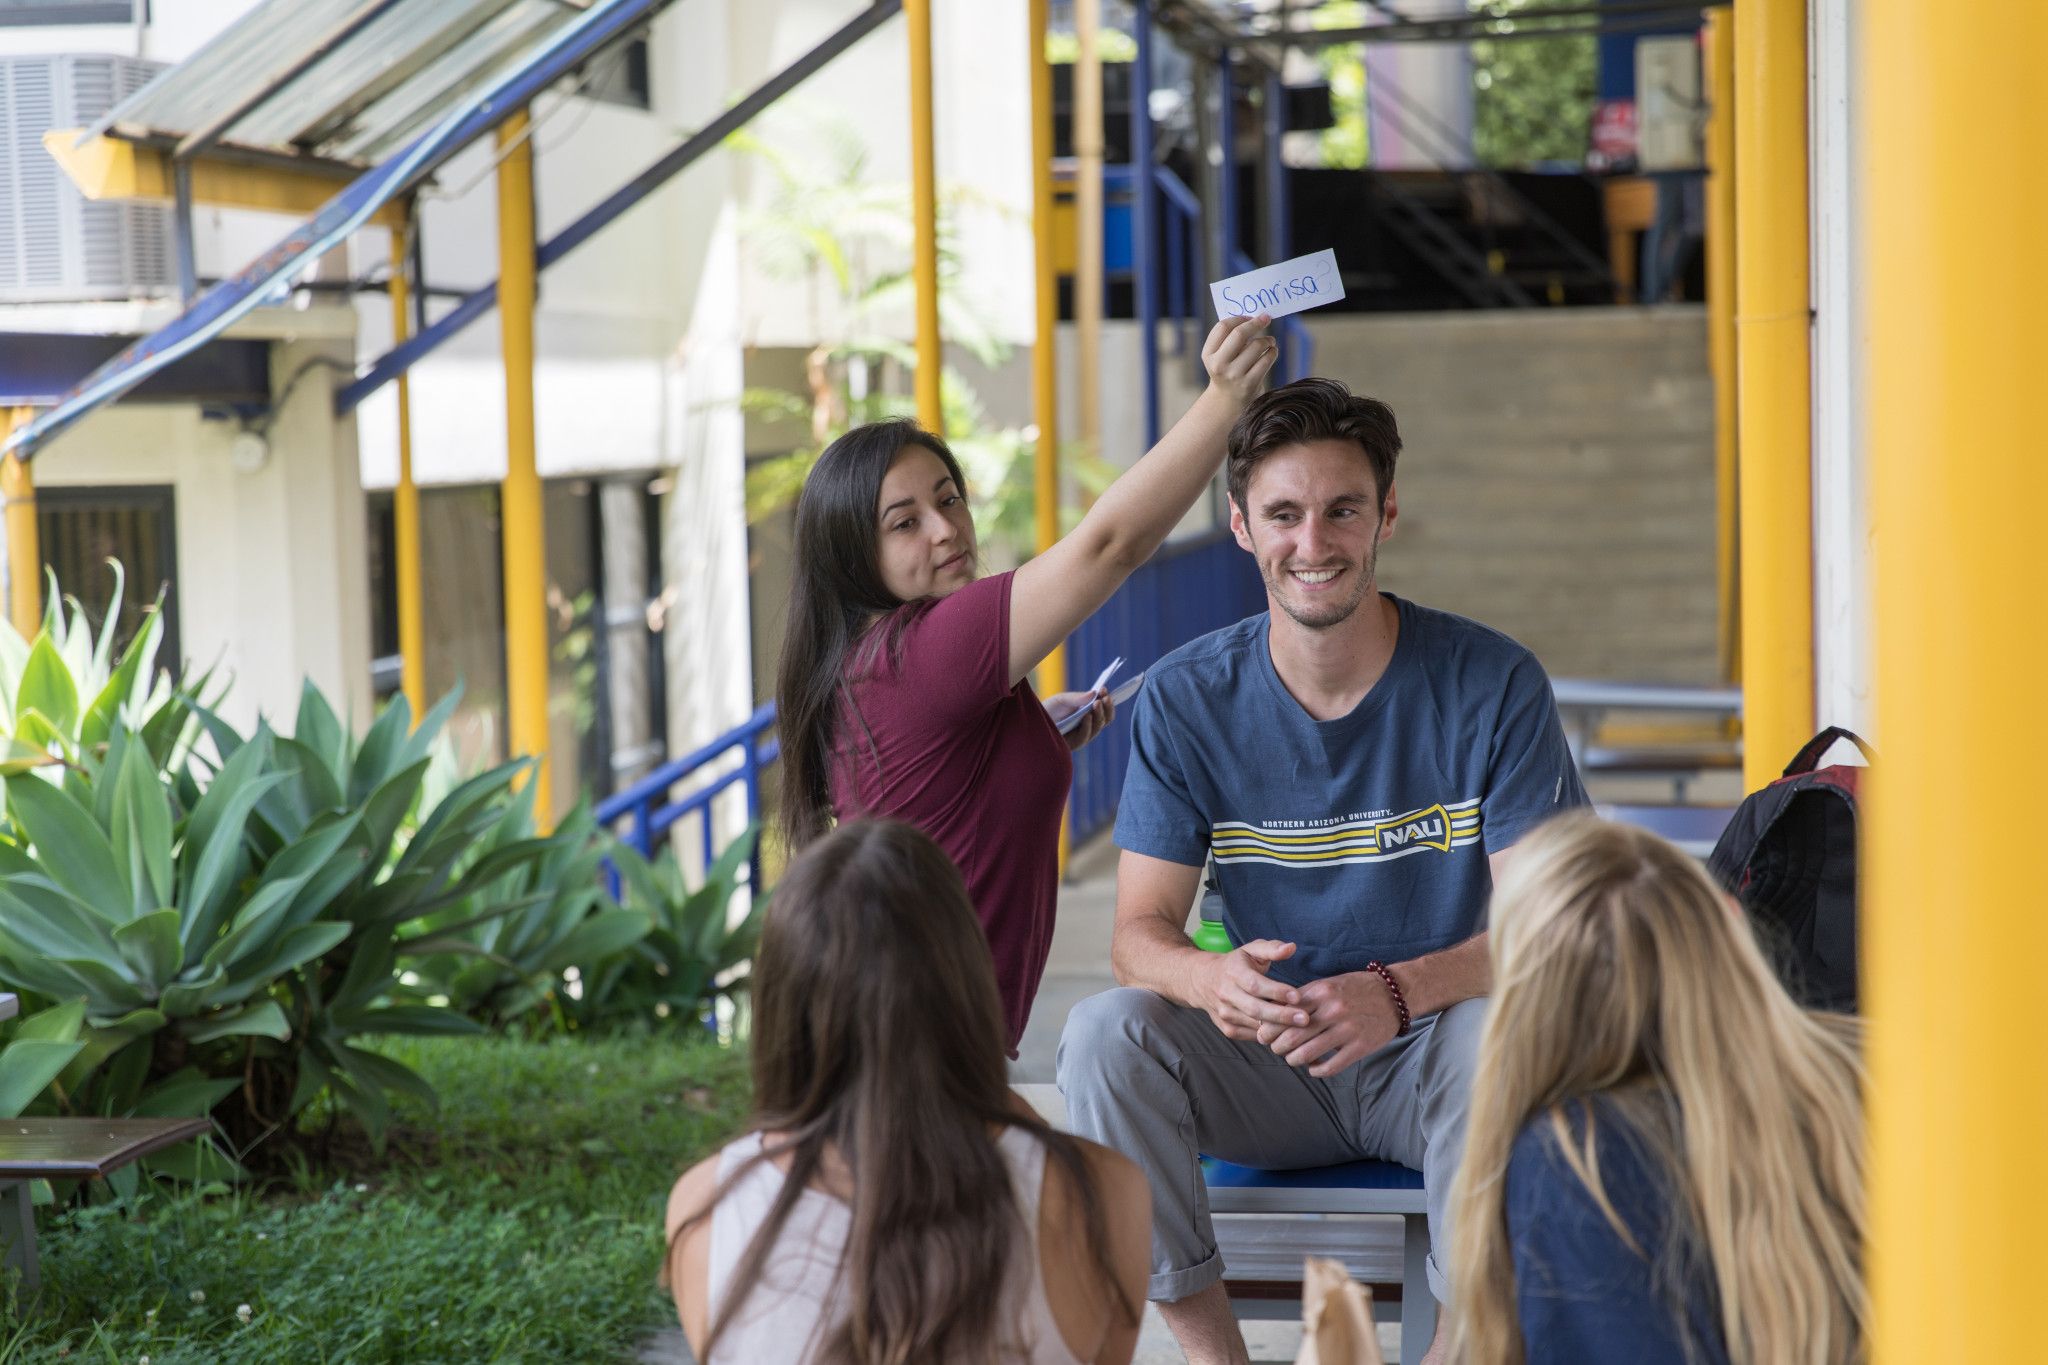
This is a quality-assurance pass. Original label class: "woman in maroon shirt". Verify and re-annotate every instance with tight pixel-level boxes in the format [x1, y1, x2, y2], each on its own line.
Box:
[775, 315, 1275, 1049]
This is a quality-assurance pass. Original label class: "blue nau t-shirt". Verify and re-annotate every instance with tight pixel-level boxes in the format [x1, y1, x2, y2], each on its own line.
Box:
[1114, 594, 1587, 987]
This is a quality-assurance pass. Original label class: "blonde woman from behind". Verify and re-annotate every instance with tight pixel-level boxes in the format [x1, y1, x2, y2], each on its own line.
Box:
[1449, 815, 1866, 1365]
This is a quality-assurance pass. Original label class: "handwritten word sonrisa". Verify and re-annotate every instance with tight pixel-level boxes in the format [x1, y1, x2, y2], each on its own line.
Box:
[1218, 273, 1324, 316]
[1207, 249, 1346, 322]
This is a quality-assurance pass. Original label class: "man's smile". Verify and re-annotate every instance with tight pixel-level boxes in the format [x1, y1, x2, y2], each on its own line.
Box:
[1288, 567, 1345, 586]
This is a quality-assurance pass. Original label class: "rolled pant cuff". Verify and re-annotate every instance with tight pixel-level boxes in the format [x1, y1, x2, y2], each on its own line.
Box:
[1150, 1249, 1224, 1303]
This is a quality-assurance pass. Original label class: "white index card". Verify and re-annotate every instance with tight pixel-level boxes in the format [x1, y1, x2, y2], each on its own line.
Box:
[1209, 249, 1346, 321]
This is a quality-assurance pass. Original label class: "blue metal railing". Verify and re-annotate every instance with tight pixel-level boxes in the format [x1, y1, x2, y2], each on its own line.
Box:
[1065, 528, 1267, 844]
[593, 700, 778, 889]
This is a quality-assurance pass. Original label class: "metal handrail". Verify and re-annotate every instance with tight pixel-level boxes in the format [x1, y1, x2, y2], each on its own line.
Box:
[593, 700, 778, 887]
[1550, 679, 1744, 803]
[1550, 680, 1742, 713]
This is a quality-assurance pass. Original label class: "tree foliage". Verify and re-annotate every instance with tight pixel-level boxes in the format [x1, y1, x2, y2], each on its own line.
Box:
[1472, 4, 1597, 168]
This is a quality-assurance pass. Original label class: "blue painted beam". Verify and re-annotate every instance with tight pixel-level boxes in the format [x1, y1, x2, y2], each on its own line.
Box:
[1262, 70, 1293, 376]
[0, 333, 269, 407]
[336, 0, 905, 416]
[1218, 50, 1238, 282]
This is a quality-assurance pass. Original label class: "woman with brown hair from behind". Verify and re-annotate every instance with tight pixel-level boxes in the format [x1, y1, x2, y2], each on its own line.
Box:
[1449, 814, 1867, 1365]
[662, 818, 1150, 1364]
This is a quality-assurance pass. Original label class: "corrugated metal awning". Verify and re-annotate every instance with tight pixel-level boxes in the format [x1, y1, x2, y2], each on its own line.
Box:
[79, 0, 609, 168]
[6, 0, 672, 458]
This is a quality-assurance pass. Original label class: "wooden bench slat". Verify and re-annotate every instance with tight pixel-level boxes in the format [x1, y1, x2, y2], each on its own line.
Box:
[0, 1117, 212, 1179]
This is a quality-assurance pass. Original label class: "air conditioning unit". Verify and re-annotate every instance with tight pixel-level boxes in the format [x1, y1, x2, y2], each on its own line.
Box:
[0, 53, 173, 302]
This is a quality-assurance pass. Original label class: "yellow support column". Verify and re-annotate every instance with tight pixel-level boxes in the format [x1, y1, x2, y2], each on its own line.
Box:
[0, 410, 38, 636]
[1704, 10, 1739, 685]
[1028, 0, 1069, 871]
[497, 113, 552, 828]
[906, 0, 944, 433]
[1029, 0, 1064, 701]
[1866, 4, 2047, 1362]
[1074, 0, 1104, 460]
[1733, 0, 1813, 786]
[390, 224, 428, 723]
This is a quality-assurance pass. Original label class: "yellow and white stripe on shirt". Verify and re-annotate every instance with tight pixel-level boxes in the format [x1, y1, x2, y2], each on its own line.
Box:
[1211, 798, 1483, 868]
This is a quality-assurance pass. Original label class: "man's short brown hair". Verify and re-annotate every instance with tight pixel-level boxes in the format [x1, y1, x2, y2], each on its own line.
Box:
[1226, 377, 1402, 514]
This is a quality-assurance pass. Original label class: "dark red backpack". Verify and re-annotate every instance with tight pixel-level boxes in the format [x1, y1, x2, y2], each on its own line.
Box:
[1706, 727, 1870, 1013]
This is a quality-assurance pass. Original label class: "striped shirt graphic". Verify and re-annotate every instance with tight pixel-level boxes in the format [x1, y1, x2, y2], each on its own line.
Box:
[1212, 798, 1483, 868]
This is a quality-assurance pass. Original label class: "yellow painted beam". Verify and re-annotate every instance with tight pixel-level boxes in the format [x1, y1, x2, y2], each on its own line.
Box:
[1866, 3, 2048, 1362]
[1029, 0, 1064, 704]
[0, 411, 39, 637]
[496, 113, 552, 829]
[1704, 10, 1739, 685]
[389, 231, 428, 725]
[1074, 0, 1105, 461]
[41, 129, 404, 228]
[1733, 0, 1813, 787]
[906, 0, 944, 434]
[1029, 0, 1069, 873]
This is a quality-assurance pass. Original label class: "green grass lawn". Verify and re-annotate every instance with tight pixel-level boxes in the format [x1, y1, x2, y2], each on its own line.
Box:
[0, 1032, 750, 1364]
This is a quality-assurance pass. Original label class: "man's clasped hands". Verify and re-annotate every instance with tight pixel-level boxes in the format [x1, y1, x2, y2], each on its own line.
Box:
[1191, 940, 1407, 1080]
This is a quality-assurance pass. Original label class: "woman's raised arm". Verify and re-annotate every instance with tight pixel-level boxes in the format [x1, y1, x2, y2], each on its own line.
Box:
[1006, 314, 1276, 684]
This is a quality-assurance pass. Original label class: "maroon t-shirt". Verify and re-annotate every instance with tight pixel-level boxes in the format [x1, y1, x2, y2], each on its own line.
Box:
[828, 571, 1070, 1051]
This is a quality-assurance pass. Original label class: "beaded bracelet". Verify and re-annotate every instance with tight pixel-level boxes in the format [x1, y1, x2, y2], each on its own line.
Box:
[1364, 960, 1411, 1036]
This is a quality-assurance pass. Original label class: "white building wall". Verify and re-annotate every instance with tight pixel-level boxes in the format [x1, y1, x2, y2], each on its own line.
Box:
[20, 322, 374, 734]
[725, 1, 1034, 351]
[1810, 0, 1871, 736]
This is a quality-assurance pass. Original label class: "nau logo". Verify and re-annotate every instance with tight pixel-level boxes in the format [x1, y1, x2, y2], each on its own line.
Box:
[1376, 804, 1453, 853]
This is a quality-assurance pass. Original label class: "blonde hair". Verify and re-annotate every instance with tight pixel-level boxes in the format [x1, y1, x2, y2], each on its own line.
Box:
[1449, 815, 1867, 1365]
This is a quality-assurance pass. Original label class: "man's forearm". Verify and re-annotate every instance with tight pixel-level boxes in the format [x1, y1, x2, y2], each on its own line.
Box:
[1386, 932, 1492, 1018]
[1110, 912, 1213, 1010]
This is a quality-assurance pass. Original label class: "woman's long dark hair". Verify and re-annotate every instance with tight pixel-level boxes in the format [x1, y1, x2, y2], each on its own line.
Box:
[775, 420, 970, 851]
[667, 820, 1134, 1362]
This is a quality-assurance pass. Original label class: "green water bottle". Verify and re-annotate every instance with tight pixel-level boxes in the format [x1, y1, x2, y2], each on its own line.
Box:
[1192, 918, 1233, 954]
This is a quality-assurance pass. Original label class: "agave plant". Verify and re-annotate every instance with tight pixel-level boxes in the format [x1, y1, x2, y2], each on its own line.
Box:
[0, 685, 579, 1158]
[397, 797, 649, 1032]
[0, 999, 85, 1119]
[588, 826, 767, 1029]
[0, 566, 195, 773]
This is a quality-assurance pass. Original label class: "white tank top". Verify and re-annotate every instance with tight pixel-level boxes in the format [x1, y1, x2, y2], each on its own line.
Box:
[705, 1126, 1085, 1364]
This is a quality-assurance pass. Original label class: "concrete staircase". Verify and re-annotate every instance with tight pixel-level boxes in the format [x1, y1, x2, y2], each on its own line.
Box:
[1306, 306, 1719, 685]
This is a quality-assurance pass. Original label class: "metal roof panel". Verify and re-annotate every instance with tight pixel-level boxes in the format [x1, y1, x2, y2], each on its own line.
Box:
[328, 0, 574, 161]
[82, 0, 592, 167]
[217, 0, 533, 154]
[85, 0, 370, 146]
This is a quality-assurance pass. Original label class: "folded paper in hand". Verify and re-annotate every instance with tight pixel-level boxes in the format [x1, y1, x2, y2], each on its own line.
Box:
[1054, 657, 1146, 734]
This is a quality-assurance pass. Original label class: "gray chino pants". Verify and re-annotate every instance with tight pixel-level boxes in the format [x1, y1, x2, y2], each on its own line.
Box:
[1055, 986, 1485, 1303]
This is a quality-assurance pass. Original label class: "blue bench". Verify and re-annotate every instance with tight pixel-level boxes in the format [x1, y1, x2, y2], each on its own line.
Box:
[1203, 1155, 1434, 1365]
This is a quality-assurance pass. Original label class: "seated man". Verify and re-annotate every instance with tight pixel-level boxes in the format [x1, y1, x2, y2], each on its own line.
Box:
[1056, 377, 1588, 1365]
